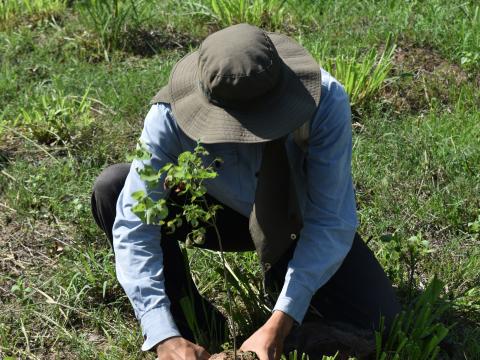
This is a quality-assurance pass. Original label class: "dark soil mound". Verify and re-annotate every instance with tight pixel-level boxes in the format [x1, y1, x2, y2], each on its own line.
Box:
[209, 350, 259, 360]
[284, 320, 375, 359]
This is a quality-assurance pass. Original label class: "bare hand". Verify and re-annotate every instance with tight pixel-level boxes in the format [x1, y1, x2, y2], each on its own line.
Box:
[156, 336, 210, 360]
[240, 311, 294, 360]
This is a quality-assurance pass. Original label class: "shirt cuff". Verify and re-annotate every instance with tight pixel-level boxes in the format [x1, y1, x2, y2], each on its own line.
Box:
[273, 280, 313, 324]
[140, 306, 181, 351]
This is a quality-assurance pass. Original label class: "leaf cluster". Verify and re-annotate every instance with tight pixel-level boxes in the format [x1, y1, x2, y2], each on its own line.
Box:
[131, 142, 221, 247]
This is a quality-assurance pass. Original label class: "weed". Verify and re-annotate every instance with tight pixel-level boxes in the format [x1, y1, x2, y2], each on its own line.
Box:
[220, 258, 271, 336]
[13, 88, 94, 147]
[375, 277, 449, 360]
[377, 232, 434, 300]
[78, 0, 154, 60]
[312, 34, 396, 109]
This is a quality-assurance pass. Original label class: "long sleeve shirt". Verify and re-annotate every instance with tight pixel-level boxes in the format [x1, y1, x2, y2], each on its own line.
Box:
[112, 68, 358, 351]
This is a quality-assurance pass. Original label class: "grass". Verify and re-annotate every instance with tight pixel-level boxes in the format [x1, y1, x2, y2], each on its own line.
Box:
[186, 0, 289, 30]
[0, 0, 479, 359]
[0, 0, 65, 27]
[310, 33, 397, 108]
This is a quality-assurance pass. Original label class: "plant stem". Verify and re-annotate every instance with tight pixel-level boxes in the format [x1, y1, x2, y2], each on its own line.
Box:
[204, 198, 237, 357]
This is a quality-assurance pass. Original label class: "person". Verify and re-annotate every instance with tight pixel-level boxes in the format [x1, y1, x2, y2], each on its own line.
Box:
[91, 23, 401, 360]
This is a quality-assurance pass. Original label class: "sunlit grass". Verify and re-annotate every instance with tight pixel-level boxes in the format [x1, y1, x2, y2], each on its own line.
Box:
[0, 0, 65, 25]
[0, 0, 479, 358]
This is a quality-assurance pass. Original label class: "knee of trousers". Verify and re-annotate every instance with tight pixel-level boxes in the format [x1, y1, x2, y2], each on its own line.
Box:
[92, 163, 131, 205]
[379, 298, 402, 334]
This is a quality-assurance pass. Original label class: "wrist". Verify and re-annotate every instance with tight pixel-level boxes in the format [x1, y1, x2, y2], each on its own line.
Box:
[267, 310, 294, 338]
[155, 335, 182, 352]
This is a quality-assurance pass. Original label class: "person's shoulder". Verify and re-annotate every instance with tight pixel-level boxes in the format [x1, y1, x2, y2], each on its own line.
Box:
[315, 69, 350, 122]
[143, 102, 182, 137]
[319, 68, 350, 105]
[144, 102, 172, 126]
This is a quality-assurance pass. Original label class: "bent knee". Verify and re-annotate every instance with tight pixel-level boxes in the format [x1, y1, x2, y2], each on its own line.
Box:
[93, 163, 131, 198]
[378, 298, 402, 334]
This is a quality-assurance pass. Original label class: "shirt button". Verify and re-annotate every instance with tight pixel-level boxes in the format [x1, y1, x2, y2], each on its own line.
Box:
[290, 233, 297, 240]
[263, 262, 271, 271]
[214, 159, 223, 169]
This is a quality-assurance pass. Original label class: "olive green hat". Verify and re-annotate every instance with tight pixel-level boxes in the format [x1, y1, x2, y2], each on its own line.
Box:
[152, 23, 321, 143]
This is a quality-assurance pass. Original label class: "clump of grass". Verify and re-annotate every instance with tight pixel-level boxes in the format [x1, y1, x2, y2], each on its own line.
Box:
[375, 277, 450, 360]
[312, 34, 396, 109]
[0, 0, 65, 26]
[187, 0, 288, 30]
[78, 0, 153, 60]
[13, 88, 94, 147]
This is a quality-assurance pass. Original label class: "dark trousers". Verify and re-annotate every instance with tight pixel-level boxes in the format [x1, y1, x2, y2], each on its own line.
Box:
[91, 163, 401, 351]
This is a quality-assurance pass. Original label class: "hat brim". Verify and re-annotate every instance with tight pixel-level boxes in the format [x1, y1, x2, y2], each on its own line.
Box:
[168, 32, 321, 144]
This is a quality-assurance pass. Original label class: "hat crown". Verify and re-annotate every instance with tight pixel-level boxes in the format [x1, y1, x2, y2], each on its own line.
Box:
[198, 24, 282, 107]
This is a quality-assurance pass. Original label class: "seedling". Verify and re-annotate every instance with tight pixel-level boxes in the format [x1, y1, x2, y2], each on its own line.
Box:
[132, 142, 239, 355]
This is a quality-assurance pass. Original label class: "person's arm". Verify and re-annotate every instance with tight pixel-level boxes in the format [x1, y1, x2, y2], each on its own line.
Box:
[273, 76, 357, 324]
[112, 104, 186, 351]
[241, 76, 357, 359]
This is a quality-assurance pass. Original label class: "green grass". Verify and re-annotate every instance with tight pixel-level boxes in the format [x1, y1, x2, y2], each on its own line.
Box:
[0, 0, 479, 358]
[0, 0, 65, 26]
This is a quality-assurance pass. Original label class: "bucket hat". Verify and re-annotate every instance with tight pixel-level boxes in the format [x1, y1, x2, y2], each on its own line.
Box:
[152, 23, 321, 143]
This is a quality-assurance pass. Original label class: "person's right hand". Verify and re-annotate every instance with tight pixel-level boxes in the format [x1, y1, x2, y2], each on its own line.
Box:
[156, 336, 210, 360]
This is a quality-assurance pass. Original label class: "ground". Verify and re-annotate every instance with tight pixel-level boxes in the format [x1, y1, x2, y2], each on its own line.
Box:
[0, 0, 479, 359]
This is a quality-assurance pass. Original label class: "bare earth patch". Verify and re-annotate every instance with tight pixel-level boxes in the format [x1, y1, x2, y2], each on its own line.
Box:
[0, 214, 71, 302]
[123, 25, 201, 57]
[381, 43, 472, 113]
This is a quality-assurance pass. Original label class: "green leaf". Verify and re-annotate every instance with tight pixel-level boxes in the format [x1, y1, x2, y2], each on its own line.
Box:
[131, 190, 146, 201]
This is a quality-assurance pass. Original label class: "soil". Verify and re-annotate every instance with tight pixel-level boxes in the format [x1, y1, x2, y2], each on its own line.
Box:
[0, 214, 70, 301]
[283, 320, 375, 360]
[209, 350, 259, 360]
[123, 25, 201, 57]
[380, 42, 475, 114]
[209, 320, 375, 360]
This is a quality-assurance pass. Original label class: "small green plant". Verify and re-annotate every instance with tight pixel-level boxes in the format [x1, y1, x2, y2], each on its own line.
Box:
[11, 278, 33, 305]
[187, 0, 288, 29]
[132, 142, 240, 354]
[377, 232, 434, 301]
[375, 277, 450, 360]
[468, 214, 480, 239]
[14, 88, 94, 146]
[313, 34, 396, 109]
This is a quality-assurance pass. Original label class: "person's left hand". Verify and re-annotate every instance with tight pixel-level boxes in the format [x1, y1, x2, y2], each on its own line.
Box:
[240, 311, 294, 360]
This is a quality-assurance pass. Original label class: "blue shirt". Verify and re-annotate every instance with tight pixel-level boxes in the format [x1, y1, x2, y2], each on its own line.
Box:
[112, 68, 358, 351]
